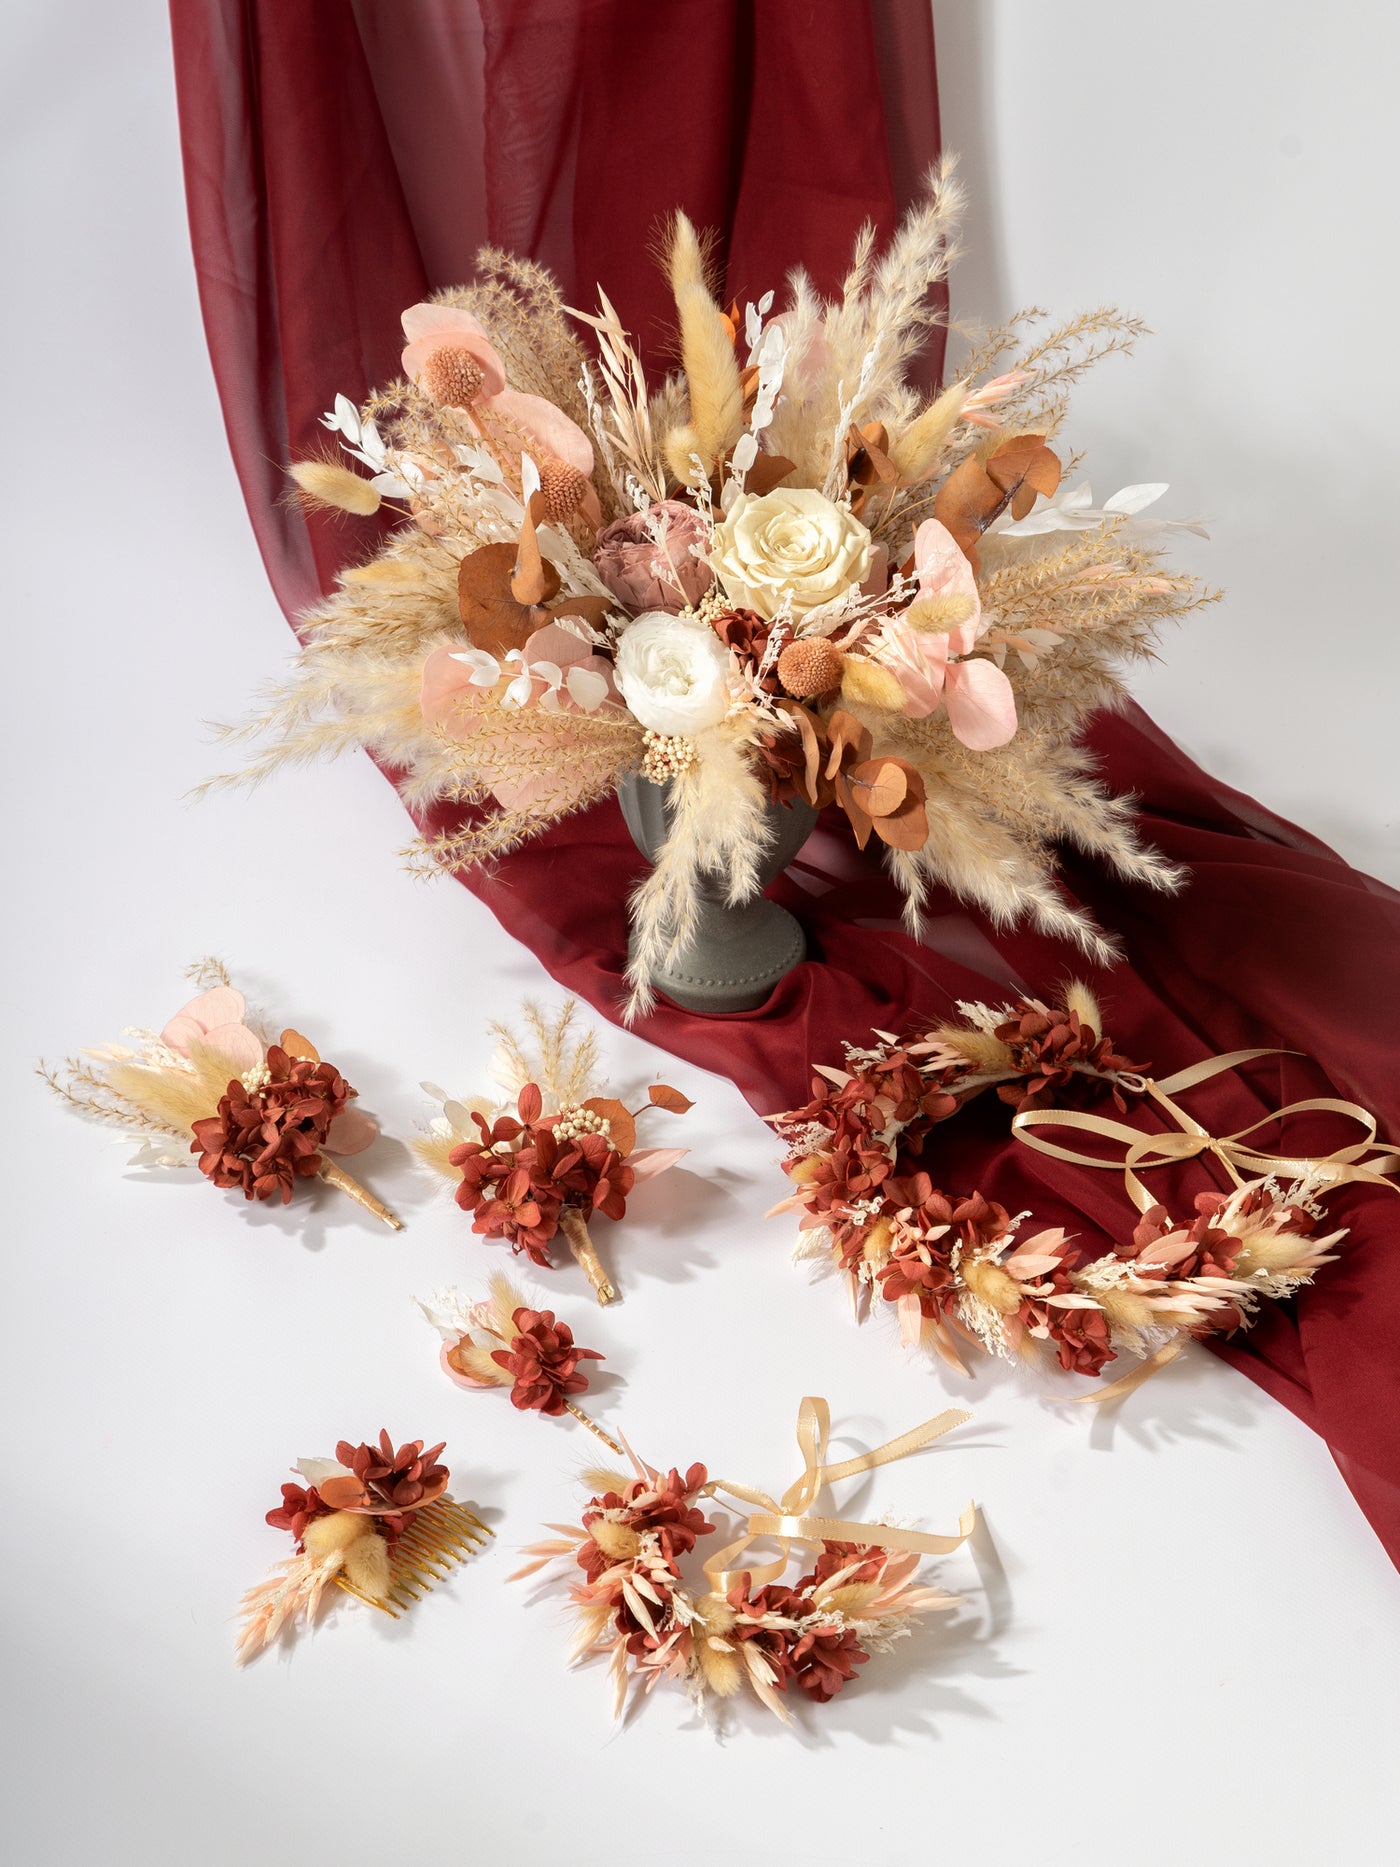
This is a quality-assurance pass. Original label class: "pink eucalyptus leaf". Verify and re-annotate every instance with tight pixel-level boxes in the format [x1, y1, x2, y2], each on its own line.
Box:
[324, 1107, 379, 1156]
[628, 1146, 688, 1183]
[523, 622, 601, 671]
[400, 303, 506, 400]
[401, 302, 490, 343]
[860, 542, 889, 597]
[161, 986, 247, 1055]
[489, 388, 594, 475]
[198, 1022, 266, 1073]
[914, 517, 981, 610]
[943, 657, 1018, 750]
[420, 643, 496, 730]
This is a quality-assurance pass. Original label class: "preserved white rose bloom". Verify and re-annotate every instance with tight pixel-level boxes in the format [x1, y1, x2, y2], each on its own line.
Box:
[709, 487, 872, 619]
[614, 612, 731, 736]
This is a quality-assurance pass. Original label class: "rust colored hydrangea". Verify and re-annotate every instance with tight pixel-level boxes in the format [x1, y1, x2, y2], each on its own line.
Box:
[994, 998, 1144, 1113]
[190, 1045, 355, 1203]
[577, 1464, 714, 1587]
[332, 1431, 450, 1521]
[450, 1084, 634, 1266]
[492, 1306, 603, 1415]
[265, 1481, 333, 1546]
[711, 607, 785, 690]
[731, 1564, 873, 1702]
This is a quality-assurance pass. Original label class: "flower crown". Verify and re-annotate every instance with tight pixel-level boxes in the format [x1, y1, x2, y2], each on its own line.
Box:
[770, 986, 1397, 1397]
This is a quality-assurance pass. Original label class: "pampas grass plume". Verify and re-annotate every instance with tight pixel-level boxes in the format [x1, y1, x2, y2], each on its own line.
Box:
[888, 380, 968, 481]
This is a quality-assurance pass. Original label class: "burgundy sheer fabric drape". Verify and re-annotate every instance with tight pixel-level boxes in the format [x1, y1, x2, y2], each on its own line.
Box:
[169, 0, 1400, 1566]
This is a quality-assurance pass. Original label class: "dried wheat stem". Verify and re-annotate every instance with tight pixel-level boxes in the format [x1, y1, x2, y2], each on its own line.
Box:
[558, 1207, 617, 1304]
[318, 1159, 403, 1230]
[562, 1399, 627, 1458]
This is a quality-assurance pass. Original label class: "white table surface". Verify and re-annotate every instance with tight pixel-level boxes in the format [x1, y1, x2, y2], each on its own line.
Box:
[5, 7, 1397, 1864]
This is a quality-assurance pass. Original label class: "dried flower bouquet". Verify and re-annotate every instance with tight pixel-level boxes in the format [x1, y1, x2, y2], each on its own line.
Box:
[217, 163, 1210, 1014]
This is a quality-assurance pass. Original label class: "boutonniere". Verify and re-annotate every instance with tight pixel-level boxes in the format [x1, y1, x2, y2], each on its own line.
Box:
[41, 959, 399, 1227]
[415, 1000, 690, 1302]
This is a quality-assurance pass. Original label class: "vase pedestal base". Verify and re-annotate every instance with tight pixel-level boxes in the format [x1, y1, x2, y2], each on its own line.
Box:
[617, 772, 816, 1015]
[627, 895, 806, 1014]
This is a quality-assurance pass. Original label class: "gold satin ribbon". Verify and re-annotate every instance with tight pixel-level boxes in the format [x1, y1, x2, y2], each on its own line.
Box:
[699, 1397, 975, 1593]
[1011, 1047, 1400, 1215]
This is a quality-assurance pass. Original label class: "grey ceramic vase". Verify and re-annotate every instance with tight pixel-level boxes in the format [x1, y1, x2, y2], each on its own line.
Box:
[617, 773, 817, 1013]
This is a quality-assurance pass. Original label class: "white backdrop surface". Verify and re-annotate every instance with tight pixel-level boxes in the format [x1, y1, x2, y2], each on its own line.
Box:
[3, 6, 1397, 1866]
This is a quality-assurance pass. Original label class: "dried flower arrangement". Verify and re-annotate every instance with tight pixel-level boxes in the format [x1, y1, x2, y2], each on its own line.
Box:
[214, 163, 1212, 1015]
[414, 1000, 691, 1301]
[40, 959, 399, 1227]
[236, 1432, 490, 1662]
[769, 986, 1397, 1397]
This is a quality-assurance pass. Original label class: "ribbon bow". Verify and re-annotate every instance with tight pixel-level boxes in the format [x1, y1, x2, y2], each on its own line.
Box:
[1011, 1047, 1400, 1213]
[699, 1397, 976, 1594]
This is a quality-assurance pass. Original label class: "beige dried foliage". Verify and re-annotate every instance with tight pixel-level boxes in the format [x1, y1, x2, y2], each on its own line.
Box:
[105, 1061, 216, 1135]
[888, 379, 969, 481]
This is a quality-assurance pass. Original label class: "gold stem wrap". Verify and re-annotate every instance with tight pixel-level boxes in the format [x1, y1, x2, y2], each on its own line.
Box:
[699, 1397, 976, 1594]
[318, 1159, 403, 1230]
[1011, 1047, 1400, 1214]
[558, 1207, 617, 1304]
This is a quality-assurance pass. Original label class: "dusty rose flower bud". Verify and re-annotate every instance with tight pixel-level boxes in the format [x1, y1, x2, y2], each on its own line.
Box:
[421, 345, 486, 408]
[777, 637, 844, 698]
[592, 499, 715, 613]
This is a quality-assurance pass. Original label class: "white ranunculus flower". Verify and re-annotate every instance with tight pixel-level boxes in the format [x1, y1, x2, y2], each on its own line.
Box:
[613, 612, 731, 736]
[709, 487, 872, 620]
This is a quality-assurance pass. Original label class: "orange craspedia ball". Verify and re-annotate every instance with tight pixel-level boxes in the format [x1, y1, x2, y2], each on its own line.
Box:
[776, 636, 844, 699]
[421, 345, 486, 408]
[538, 458, 589, 523]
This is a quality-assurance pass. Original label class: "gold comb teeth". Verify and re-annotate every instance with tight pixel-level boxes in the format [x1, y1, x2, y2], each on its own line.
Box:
[335, 1497, 494, 1618]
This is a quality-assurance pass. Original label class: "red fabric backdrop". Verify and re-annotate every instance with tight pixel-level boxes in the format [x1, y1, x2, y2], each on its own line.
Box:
[169, 0, 1400, 1565]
